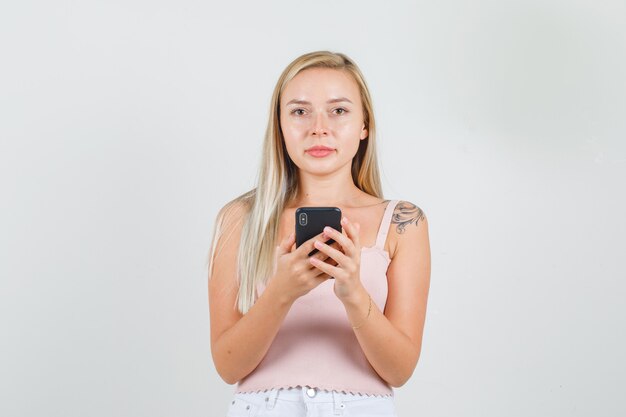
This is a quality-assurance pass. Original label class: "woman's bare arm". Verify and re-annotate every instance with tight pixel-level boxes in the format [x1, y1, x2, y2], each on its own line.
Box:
[344, 202, 430, 387]
[208, 202, 293, 384]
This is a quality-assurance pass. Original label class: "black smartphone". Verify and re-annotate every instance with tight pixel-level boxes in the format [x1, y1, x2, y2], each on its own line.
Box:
[295, 207, 343, 257]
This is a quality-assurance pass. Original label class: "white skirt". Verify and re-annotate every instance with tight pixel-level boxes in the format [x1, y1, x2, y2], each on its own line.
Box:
[227, 385, 398, 417]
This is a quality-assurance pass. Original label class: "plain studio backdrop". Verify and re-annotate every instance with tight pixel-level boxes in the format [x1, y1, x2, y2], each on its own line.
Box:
[1, 1, 624, 416]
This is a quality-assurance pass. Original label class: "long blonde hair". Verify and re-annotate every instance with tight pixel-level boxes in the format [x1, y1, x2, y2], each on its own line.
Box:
[207, 50, 384, 314]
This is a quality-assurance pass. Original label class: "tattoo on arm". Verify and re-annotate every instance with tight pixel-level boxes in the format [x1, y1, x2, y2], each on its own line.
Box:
[391, 201, 426, 234]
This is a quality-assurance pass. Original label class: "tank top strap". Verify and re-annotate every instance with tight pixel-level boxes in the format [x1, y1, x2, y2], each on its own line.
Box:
[374, 199, 400, 250]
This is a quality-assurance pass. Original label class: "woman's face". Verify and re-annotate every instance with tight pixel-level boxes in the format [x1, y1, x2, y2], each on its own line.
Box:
[280, 67, 368, 175]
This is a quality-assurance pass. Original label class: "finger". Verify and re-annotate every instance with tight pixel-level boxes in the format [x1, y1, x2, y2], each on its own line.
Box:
[308, 241, 341, 266]
[312, 268, 333, 281]
[315, 254, 339, 267]
[311, 268, 333, 282]
[309, 255, 341, 277]
[322, 223, 355, 256]
[277, 232, 295, 256]
[341, 216, 361, 250]
[313, 238, 350, 266]
[300, 231, 329, 257]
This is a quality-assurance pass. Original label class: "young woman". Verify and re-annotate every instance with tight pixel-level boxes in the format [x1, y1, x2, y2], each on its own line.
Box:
[207, 50, 431, 417]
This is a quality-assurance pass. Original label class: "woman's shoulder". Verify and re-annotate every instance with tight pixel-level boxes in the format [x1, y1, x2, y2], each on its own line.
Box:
[386, 199, 428, 258]
[221, 189, 255, 213]
[219, 198, 251, 217]
[388, 199, 427, 231]
[215, 191, 255, 231]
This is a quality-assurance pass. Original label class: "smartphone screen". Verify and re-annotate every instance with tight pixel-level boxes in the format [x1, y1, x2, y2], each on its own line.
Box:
[295, 207, 342, 257]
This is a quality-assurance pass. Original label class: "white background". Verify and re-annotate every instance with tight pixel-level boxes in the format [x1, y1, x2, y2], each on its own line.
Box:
[1, 1, 624, 416]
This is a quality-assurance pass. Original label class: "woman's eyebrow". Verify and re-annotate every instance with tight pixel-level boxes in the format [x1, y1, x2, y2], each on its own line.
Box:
[285, 97, 353, 106]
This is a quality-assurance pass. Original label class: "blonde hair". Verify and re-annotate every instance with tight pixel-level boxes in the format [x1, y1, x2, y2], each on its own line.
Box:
[207, 50, 384, 315]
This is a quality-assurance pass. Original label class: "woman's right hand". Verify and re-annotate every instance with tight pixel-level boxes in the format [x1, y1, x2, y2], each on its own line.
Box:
[265, 231, 341, 304]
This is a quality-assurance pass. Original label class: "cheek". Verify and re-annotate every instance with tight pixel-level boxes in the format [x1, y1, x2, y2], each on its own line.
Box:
[281, 131, 302, 161]
[281, 125, 300, 147]
[282, 124, 299, 138]
[283, 138, 297, 156]
[336, 124, 365, 147]
[337, 124, 359, 136]
[280, 114, 306, 137]
[331, 116, 361, 134]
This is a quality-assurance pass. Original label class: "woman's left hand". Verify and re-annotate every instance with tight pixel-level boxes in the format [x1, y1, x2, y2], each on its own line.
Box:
[309, 216, 363, 302]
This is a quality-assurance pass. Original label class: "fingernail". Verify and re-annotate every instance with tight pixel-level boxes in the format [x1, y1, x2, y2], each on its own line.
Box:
[341, 217, 347, 223]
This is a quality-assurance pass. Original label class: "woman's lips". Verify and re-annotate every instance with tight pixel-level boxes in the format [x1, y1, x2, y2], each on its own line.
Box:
[306, 149, 334, 157]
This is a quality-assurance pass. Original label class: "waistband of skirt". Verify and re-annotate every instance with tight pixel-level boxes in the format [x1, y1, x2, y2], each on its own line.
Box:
[235, 386, 393, 403]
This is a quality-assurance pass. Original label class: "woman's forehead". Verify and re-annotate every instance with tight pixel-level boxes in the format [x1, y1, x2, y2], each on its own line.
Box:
[282, 68, 360, 104]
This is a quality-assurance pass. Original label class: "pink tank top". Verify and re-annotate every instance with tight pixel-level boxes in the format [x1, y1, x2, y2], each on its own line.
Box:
[235, 200, 400, 397]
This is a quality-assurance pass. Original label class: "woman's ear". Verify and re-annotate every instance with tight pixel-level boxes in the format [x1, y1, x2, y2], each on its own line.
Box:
[360, 124, 368, 140]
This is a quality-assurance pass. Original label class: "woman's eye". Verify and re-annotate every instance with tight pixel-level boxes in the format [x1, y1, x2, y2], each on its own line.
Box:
[290, 108, 347, 116]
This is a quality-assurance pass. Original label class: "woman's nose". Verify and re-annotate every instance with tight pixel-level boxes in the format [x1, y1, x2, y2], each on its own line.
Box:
[312, 112, 328, 136]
